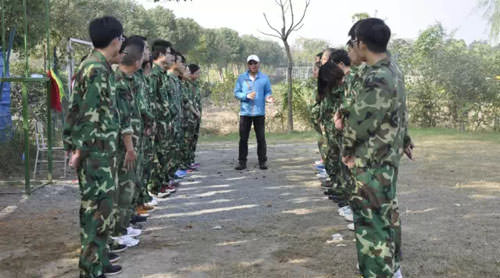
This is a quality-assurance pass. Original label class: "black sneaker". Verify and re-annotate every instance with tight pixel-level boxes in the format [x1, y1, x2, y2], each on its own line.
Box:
[130, 214, 147, 224]
[104, 264, 122, 276]
[109, 252, 120, 264]
[110, 243, 127, 253]
[259, 161, 268, 170]
[235, 161, 247, 170]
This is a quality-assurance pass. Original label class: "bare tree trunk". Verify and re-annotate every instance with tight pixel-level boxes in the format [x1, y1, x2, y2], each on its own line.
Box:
[284, 40, 294, 132]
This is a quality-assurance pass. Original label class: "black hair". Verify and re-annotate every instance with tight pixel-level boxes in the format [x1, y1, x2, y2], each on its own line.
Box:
[317, 60, 344, 102]
[128, 35, 147, 42]
[176, 52, 186, 64]
[121, 36, 145, 66]
[316, 52, 323, 58]
[188, 64, 200, 74]
[348, 19, 364, 40]
[151, 39, 172, 60]
[354, 18, 391, 53]
[89, 16, 123, 49]
[329, 49, 351, 66]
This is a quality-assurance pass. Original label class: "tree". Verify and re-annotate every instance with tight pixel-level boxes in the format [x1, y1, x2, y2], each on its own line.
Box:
[478, 0, 500, 41]
[351, 12, 370, 22]
[261, 0, 311, 132]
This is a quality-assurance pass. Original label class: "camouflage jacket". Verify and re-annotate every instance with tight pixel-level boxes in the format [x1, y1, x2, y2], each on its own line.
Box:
[320, 85, 344, 136]
[150, 63, 170, 140]
[182, 80, 199, 126]
[342, 64, 366, 113]
[134, 69, 154, 131]
[193, 80, 202, 119]
[63, 50, 119, 156]
[115, 69, 143, 153]
[311, 103, 323, 135]
[166, 72, 182, 132]
[342, 57, 411, 168]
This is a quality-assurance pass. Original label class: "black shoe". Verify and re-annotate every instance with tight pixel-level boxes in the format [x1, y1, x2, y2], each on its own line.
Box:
[104, 264, 122, 276]
[235, 161, 247, 170]
[131, 223, 143, 230]
[130, 214, 147, 224]
[110, 243, 127, 253]
[259, 161, 268, 170]
[109, 252, 120, 264]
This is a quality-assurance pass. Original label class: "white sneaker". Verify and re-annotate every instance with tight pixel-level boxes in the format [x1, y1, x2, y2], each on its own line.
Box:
[347, 223, 355, 231]
[147, 196, 158, 206]
[316, 172, 328, 179]
[338, 206, 349, 216]
[126, 226, 142, 237]
[393, 268, 403, 278]
[112, 235, 139, 247]
[344, 212, 354, 222]
[121, 235, 140, 247]
[157, 191, 171, 198]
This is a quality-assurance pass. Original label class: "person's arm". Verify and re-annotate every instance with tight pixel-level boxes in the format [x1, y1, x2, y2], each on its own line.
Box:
[234, 76, 248, 101]
[264, 77, 274, 103]
[65, 66, 107, 154]
[264, 77, 272, 97]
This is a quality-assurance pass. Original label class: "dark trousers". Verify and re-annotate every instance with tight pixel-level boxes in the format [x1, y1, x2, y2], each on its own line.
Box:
[238, 115, 267, 163]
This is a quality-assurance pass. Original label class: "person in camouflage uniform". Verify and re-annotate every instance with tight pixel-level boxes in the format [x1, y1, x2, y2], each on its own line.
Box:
[309, 53, 327, 167]
[149, 40, 175, 196]
[113, 37, 147, 237]
[165, 52, 185, 177]
[129, 36, 155, 210]
[317, 55, 349, 203]
[338, 18, 413, 278]
[63, 16, 124, 278]
[187, 64, 202, 166]
[181, 66, 201, 169]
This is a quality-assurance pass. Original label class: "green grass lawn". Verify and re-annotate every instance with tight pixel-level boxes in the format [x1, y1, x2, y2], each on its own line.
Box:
[199, 128, 500, 144]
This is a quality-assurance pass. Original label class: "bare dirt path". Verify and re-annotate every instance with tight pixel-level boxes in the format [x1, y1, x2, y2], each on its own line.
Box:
[1, 138, 499, 278]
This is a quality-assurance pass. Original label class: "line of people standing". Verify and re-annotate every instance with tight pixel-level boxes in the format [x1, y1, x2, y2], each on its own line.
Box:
[311, 18, 414, 278]
[63, 16, 203, 278]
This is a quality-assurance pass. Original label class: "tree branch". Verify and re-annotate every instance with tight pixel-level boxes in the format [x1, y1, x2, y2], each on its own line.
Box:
[259, 30, 283, 40]
[263, 12, 283, 37]
[286, 0, 310, 37]
[279, 0, 287, 36]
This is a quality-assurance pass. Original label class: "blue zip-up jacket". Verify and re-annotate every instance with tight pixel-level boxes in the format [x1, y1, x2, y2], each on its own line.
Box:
[234, 71, 272, 116]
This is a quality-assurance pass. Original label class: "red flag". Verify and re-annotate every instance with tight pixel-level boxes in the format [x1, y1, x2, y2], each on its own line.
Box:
[47, 69, 62, 112]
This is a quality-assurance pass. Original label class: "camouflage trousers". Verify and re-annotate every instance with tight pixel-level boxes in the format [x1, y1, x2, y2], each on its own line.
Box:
[350, 164, 402, 278]
[113, 151, 139, 236]
[181, 123, 197, 168]
[190, 121, 201, 164]
[325, 130, 353, 204]
[138, 138, 154, 204]
[77, 153, 116, 278]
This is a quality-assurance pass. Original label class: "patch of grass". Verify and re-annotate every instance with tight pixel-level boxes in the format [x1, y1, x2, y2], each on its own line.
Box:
[200, 128, 500, 144]
[409, 128, 500, 144]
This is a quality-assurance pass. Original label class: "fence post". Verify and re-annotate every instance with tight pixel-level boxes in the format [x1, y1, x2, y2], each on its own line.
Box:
[45, 0, 53, 183]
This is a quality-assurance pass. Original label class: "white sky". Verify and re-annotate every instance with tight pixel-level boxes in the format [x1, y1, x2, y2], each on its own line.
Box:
[138, 0, 491, 45]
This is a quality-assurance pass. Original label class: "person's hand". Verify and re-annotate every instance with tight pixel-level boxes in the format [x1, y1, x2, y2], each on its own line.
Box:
[342, 156, 355, 169]
[265, 95, 275, 103]
[124, 149, 137, 171]
[69, 150, 81, 170]
[404, 143, 415, 160]
[247, 91, 256, 100]
[334, 111, 344, 130]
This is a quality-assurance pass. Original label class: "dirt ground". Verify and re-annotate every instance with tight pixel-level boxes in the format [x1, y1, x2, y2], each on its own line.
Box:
[1, 136, 500, 278]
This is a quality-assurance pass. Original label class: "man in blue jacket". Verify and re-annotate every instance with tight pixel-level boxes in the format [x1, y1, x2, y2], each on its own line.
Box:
[234, 55, 274, 170]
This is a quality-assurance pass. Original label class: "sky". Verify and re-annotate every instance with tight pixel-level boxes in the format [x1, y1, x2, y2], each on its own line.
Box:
[138, 0, 491, 45]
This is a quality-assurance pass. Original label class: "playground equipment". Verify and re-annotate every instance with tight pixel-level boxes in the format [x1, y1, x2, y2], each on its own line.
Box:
[1, 0, 54, 194]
